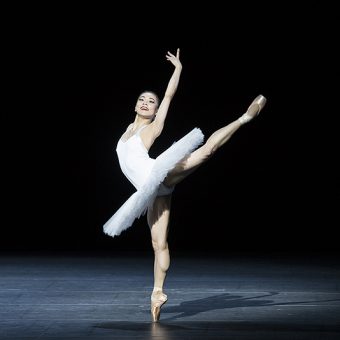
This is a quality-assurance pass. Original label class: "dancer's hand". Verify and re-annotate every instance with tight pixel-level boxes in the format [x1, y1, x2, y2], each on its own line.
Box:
[166, 48, 181, 69]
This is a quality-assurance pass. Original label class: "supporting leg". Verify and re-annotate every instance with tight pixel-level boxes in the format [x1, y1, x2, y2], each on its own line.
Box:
[147, 195, 172, 322]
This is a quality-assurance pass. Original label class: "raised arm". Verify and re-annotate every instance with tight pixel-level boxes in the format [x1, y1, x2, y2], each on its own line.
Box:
[151, 48, 182, 136]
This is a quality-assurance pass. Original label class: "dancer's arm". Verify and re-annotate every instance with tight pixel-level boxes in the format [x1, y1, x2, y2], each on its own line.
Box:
[151, 48, 182, 136]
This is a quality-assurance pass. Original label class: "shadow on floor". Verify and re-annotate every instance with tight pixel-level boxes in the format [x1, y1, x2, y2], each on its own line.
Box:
[94, 292, 340, 338]
[155, 292, 340, 321]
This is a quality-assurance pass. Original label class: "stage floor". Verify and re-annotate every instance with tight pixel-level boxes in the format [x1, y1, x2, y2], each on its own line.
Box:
[1, 251, 339, 339]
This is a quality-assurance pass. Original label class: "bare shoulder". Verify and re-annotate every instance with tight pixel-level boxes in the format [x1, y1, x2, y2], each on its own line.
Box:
[120, 123, 134, 141]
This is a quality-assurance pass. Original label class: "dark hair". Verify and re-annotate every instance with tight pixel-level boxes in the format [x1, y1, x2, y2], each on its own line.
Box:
[139, 90, 160, 108]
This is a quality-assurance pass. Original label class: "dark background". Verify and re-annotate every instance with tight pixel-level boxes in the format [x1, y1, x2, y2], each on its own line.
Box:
[1, 16, 339, 256]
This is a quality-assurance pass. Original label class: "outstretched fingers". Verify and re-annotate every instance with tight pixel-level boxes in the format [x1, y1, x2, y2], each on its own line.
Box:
[165, 51, 175, 60]
[165, 48, 181, 67]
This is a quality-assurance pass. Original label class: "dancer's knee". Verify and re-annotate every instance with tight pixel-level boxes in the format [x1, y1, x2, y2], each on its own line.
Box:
[152, 240, 169, 253]
[202, 143, 216, 160]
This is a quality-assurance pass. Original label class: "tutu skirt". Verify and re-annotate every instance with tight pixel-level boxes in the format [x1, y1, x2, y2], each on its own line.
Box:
[103, 127, 204, 237]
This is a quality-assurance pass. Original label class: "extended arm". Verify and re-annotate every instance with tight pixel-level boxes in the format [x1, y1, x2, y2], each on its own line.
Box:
[151, 48, 182, 136]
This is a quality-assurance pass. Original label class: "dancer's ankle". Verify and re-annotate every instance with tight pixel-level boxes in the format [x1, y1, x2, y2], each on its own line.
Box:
[152, 286, 163, 293]
[238, 113, 252, 125]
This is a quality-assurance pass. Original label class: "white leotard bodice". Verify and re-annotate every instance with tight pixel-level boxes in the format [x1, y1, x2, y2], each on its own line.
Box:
[104, 127, 204, 237]
[116, 126, 155, 190]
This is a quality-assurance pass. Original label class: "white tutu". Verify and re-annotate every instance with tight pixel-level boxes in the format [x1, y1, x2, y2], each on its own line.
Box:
[103, 127, 204, 237]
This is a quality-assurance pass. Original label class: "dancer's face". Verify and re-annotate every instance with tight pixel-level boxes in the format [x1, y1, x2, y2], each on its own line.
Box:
[135, 92, 159, 119]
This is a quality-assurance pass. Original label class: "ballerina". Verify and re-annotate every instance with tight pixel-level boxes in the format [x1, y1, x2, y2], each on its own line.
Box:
[103, 48, 267, 322]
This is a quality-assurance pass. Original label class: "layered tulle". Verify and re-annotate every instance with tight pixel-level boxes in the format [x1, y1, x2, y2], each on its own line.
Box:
[103, 127, 204, 237]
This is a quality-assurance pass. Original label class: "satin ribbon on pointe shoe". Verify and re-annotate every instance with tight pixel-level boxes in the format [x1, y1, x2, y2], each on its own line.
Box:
[151, 290, 168, 322]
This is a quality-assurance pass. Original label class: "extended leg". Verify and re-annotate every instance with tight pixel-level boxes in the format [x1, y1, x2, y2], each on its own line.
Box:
[164, 94, 266, 187]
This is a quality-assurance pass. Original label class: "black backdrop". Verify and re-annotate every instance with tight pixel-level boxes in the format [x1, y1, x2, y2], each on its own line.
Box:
[2, 37, 339, 254]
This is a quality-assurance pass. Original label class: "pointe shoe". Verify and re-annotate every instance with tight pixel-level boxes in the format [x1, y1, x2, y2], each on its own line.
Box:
[238, 94, 267, 124]
[151, 291, 168, 322]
